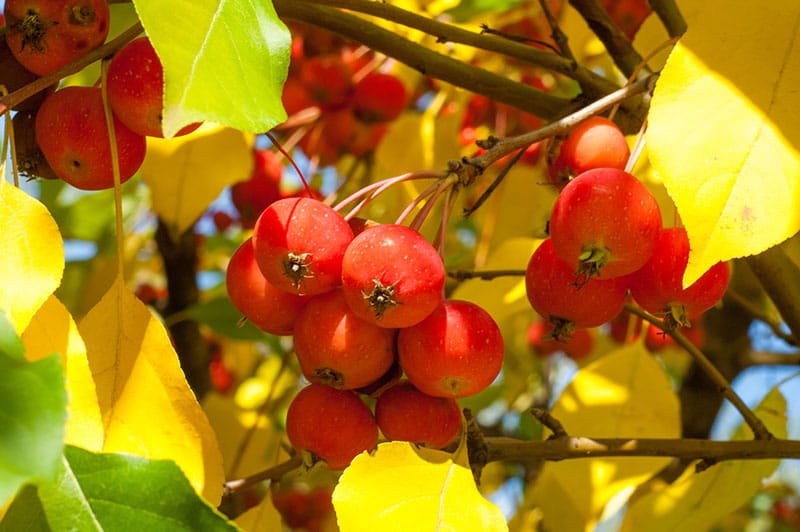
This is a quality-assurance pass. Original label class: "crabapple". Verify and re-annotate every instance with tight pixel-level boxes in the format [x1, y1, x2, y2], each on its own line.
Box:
[226, 238, 310, 336]
[548, 116, 630, 185]
[549, 167, 662, 282]
[285, 383, 378, 470]
[300, 54, 353, 110]
[527, 319, 594, 360]
[5, 0, 109, 76]
[252, 196, 353, 296]
[525, 238, 627, 339]
[341, 224, 445, 329]
[292, 289, 397, 390]
[352, 72, 408, 122]
[375, 380, 462, 449]
[230, 148, 283, 228]
[397, 299, 504, 398]
[627, 226, 731, 327]
[35, 85, 147, 190]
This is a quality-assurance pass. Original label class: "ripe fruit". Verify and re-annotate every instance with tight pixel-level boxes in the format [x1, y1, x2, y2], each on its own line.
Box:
[549, 167, 662, 282]
[271, 485, 335, 531]
[35, 85, 147, 190]
[375, 380, 462, 448]
[5, 0, 110, 76]
[285, 383, 378, 470]
[300, 54, 353, 110]
[627, 227, 731, 327]
[12, 110, 59, 180]
[226, 238, 310, 336]
[527, 319, 594, 360]
[352, 72, 408, 122]
[0, 36, 55, 111]
[252, 197, 354, 296]
[231, 148, 284, 228]
[292, 289, 397, 390]
[341, 224, 445, 329]
[106, 36, 201, 138]
[548, 116, 630, 184]
[525, 238, 627, 339]
[397, 299, 504, 398]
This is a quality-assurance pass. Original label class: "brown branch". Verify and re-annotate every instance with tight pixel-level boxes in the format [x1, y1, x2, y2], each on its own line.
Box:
[0, 21, 144, 114]
[745, 242, 800, 346]
[567, 0, 647, 78]
[649, 0, 688, 38]
[538, 0, 575, 62]
[288, 0, 617, 99]
[222, 455, 304, 496]
[274, 0, 579, 121]
[486, 436, 800, 462]
[724, 289, 796, 346]
[624, 303, 774, 441]
[447, 269, 526, 281]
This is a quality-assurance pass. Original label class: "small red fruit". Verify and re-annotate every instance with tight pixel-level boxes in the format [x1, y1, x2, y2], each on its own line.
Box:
[252, 197, 354, 296]
[398, 300, 504, 398]
[106, 36, 201, 138]
[226, 238, 310, 336]
[5, 0, 110, 76]
[375, 380, 462, 448]
[627, 227, 731, 327]
[271, 485, 335, 531]
[35, 86, 147, 190]
[293, 289, 397, 390]
[231, 148, 284, 229]
[548, 116, 630, 184]
[341, 224, 445, 329]
[352, 72, 408, 123]
[527, 319, 594, 360]
[525, 238, 627, 339]
[285, 383, 378, 470]
[549, 167, 662, 282]
[300, 54, 354, 110]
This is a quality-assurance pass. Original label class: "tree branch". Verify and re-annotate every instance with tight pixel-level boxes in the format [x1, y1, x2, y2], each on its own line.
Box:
[745, 241, 800, 345]
[273, 0, 580, 121]
[288, 0, 617, 99]
[649, 0, 687, 38]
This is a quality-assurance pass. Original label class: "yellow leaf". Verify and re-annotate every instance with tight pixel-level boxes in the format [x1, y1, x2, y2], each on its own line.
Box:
[78, 275, 224, 504]
[621, 387, 787, 532]
[139, 125, 253, 237]
[333, 441, 507, 531]
[646, 0, 800, 286]
[22, 294, 104, 452]
[0, 180, 64, 334]
[533, 343, 681, 531]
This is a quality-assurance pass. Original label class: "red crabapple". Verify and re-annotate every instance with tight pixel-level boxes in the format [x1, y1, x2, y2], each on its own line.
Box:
[252, 197, 353, 296]
[352, 72, 408, 123]
[548, 116, 630, 184]
[341, 224, 445, 329]
[527, 319, 594, 360]
[285, 384, 378, 470]
[35, 86, 147, 190]
[397, 299, 504, 398]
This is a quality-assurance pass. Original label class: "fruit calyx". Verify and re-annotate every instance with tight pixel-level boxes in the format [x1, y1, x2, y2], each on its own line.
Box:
[548, 316, 577, 342]
[575, 247, 612, 287]
[70, 5, 96, 26]
[15, 9, 56, 52]
[314, 367, 345, 389]
[283, 252, 314, 289]
[362, 279, 400, 319]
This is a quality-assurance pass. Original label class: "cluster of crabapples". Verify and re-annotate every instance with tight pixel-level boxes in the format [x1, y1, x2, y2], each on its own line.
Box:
[525, 115, 731, 351]
[226, 196, 505, 470]
[5, 0, 198, 189]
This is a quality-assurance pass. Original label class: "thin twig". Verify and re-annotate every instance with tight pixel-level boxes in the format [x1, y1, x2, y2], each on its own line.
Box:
[447, 269, 526, 282]
[463, 146, 527, 218]
[538, 0, 575, 61]
[531, 408, 569, 438]
[725, 289, 796, 346]
[624, 303, 774, 440]
[223, 455, 304, 496]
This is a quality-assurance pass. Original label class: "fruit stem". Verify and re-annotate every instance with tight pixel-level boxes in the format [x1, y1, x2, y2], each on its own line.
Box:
[334, 170, 445, 219]
[100, 58, 126, 278]
[266, 131, 312, 197]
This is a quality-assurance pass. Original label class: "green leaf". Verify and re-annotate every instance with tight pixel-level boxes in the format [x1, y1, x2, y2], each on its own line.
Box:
[446, 0, 528, 22]
[134, 0, 291, 137]
[0, 311, 24, 360]
[0, 347, 67, 508]
[1, 446, 240, 531]
[186, 296, 267, 340]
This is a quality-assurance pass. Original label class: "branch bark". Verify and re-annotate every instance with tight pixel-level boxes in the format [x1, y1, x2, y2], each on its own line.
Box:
[745, 239, 800, 344]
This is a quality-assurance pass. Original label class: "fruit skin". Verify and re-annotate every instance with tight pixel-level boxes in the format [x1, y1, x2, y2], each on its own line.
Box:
[271, 485, 335, 532]
[352, 72, 408, 123]
[5, 0, 110, 76]
[375, 380, 462, 448]
[525, 238, 627, 337]
[230, 148, 284, 228]
[35, 85, 147, 190]
[627, 227, 731, 326]
[106, 36, 200, 138]
[292, 289, 397, 390]
[285, 383, 378, 470]
[226, 238, 310, 336]
[527, 319, 594, 360]
[548, 116, 630, 184]
[341, 224, 445, 329]
[397, 299, 504, 398]
[252, 197, 354, 296]
[549, 167, 662, 281]
[300, 54, 353, 110]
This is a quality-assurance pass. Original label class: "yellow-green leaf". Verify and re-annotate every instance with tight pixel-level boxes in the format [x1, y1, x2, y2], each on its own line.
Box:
[333, 441, 507, 531]
[139, 125, 253, 237]
[133, 0, 291, 137]
[0, 180, 64, 334]
[78, 275, 225, 505]
[621, 387, 787, 532]
[22, 295, 104, 452]
[532, 342, 681, 531]
[646, 0, 800, 286]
